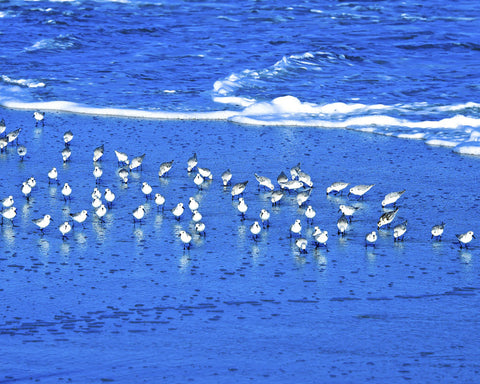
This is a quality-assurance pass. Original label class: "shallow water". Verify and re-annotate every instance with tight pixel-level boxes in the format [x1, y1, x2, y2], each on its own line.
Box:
[0, 110, 479, 382]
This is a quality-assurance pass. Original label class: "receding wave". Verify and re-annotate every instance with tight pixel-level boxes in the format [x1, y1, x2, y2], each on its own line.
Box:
[1, 75, 45, 89]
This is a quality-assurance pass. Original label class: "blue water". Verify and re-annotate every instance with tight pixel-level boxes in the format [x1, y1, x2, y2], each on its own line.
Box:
[1, 0, 480, 152]
[1, 1, 480, 383]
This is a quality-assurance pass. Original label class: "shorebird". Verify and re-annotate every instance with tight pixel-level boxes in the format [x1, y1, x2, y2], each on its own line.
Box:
[365, 231, 377, 247]
[298, 170, 313, 188]
[0, 137, 7, 151]
[172, 203, 184, 220]
[254, 173, 274, 191]
[63, 130, 73, 146]
[193, 173, 204, 188]
[104, 188, 115, 207]
[1, 195, 14, 208]
[326, 181, 349, 195]
[48, 167, 58, 184]
[290, 163, 301, 180]
[237, 197, 248, 218]
[191, 210, 202, 223]
[93, 144, 104, 162]
[195, 222, 206, 236]
[114, 150, 129, 165]
[187, 153, 198, 172]
[33, 214, 53, 233]
[314, 230, 328, 248]
[188, 197, 199, 212]
[393, 220, 408, 241]
[338, 204, 359, 221]
[348, 184, 374, 199]
[141, 182, 153, 199]
[179, 230, 192, 249]
[295, 237, 308, 253]
[118, 168, 129, 183]
[62, 146, 72, 162]
[231, 181, 248, 199]
[91, 187, 102, 200]
[290, 219, 302, 237]
[277, 171, 288, 186]
[377, 207, 399, 229]
[337, 215, 349, 236]
[221, 169, 232, 186]
[1, 206, 16, 225]
[154, 193, 166, 210]
[296, 189, 312, 207]
[250, 221, 262, 240]
[70, 210, 88, 227]
[0, 118, 5, 135]
[17, 145, 27, 160]
[21, 181, 32, 200]
[92, 196, 102, 209]
[382, 190, 406, 207]
[431, 222, 445, 240]
[33, 111, 45, 126]
[198, 167, 212, 180]
[270, 190, 284, 206]
[27, 176, 36, 189]
[259, 209, 270, 227]
[6, 128, 21, 144]
[61, 183, 72, 201]
[281, 180, 303, 192]
[456, 231, 475, 248]
[58, 221, 72, 238]
[129, 154, 145, 171]
[132, 205, 146, 223]
[305, 205, 316, 223]
[93, 166, 103, 183]
[158, 160, 174, 177]
[95, 204, 107, 221]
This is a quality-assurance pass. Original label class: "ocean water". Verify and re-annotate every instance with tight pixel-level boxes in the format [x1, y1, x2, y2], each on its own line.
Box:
[1, 1, 480, 383]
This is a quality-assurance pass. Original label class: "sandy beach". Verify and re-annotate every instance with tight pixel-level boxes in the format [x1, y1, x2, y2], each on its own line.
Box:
[0, 108, 479, 383]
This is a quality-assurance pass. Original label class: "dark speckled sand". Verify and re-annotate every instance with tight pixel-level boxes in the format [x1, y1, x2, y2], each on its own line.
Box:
[0, 109, 479, 383]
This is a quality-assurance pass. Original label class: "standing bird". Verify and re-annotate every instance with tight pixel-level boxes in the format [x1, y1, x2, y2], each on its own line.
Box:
[193, 173, 204, 189]
[58, 221, 72, 239]
[198, 167, 213, 180]
[62, 146, 72, 163]
[17, 145, 27, 160]
[104, 188, 115, 207]
[377, 207, 399, 229]
[337, 215, 349, 236]
[1, 206, 16, 225]
[393, 220, 408, 242]
[62, 183, 72, 201]
[259, 209, 270, 228]
[118, 168, 129, 183]
[179, 230, 192, 249]
[93, 166, 103, 183]
[314, 230, 329, 248]
[1, 195, 14, 208]
[191, 210, 202, 223]
[132, 205, 146, 224]
[431, 222, 446, 240]
[295, 238, 308, 253]
[141, 182, 153, 199]
[188, 197, 199, 212]
[63, 130, 74, 146]
[382, 189, 406, 207]
[270, 190, 284, 206]
[221, 169, 232, 186]
[338, 204, 359, 221]
[195, 222, 206, 236]
[95, 204, 107, 222]
[365, 231, 378, 247]
[348, 184, 374, 199]
[456, 231, 475, 248]
[187, 153, 198, 172]
[70, 210, 88, 228]
[304, 205, 316, 223]
[250, 221, 262, 240]
[6, 128, 21, 144]
[290, 219, 302, 237]
[154, 193, 166, 210]
[48, 167, 58, 184]
[172, 203, 184, 220]
[231, 181, 248, 199]
[33, 214, 53, 233]
[93, 144, 104, 162]
[0, 118, 5, 135]
[158, 160, 174, 177]
[129, 154, 145, 171]
[296, 189, 312, 207]
[326, 181, 349, 195]
[114, 150, 129, 166]
[254, 173, 274, 191]
[237, 197, 248, 218]
[21, 181, 32, 200]
[33, 111, 45, 126]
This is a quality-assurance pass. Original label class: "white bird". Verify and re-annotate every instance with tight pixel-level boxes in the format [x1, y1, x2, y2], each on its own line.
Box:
[393, 221, 408, 242]
[290, 219, 302, 237]
[231, 181, 248, 199]
[33, 111, 45, 126]
[191, 210, 202, 223]
[188, 197, 199, 212]
[326, 181, 349, 195]
[365, 231, 377, 247]
[195, 222, 206, 236]
[118, 168, 129, 183]
[237, 197, 248, 218]
[1, 195, 14, 208]
[277, 171, 289, 186]
[259, 209, 270, 227]
[290, 163, 301, 180]
[254, 173, 274, 191]
[93, 144, 104, 162]
[114, 150, 129, 165]
[93, 166, 103, 183]
[92, 196, 102, 209]
[27, 176, 36, 189]
[179, 230, 192, 249]
[338, 204, 359, 221]
[133, 205, 146, 223]
[295, 237, 308, 253]
[456, 231, 475, 248]
[305, 205, 316, 223]
[270, 190, 284, 206]
[58, 221, 72, 238]
[187, 153, 198, 172]
[298, 170, 313, 188]
[250, 221, 262, 239]
[198, 167, 212, 180]
[377, 207, 399, 229]
[281, 180, 304, 191]
[70, 210, 88, 227]
[314, 230, 328, 248]
[62, 146, 72, 162]
[95, 204, 107, 221]
[61, 183, 72, 201]
[337, 215, 349, 236]
[312, 226, 323, 238]
[0, 137, 7, 151]
[154, 193, 166, 210]
[0, 118, 5, 134]
[33, 214, 53, 232]
[21, 181, 32, 200]
[1, 206, 16, 225]
[17, 145, 27, 160]
[349, 184, 374, 198]
[158, 160, 174, 177]
[172, 203, 184, 220]
[221, 169, 232, 186]
[91, 187, 102, 200]
[141, 182, 153, 199]
[129, 154, 145, 171]
[104, 188, 115, 207]
[382, 189, 406, 207]
[193, 173, 204, 188]
[296, 189, 312, 207]
[431, 222, 445, 240]
[63, 130, 73, 145]
[6, 128, 21, 143]
[48, 167, 58, 184]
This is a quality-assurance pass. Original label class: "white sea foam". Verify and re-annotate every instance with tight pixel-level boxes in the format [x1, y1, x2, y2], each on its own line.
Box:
[1, 75, 45, 88]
